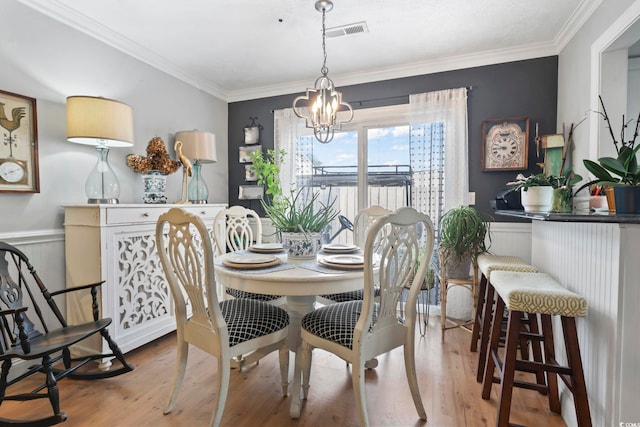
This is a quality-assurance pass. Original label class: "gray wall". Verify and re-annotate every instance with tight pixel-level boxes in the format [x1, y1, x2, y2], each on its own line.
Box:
[228, 56, 558, 220]
[0, 0, 228, 234]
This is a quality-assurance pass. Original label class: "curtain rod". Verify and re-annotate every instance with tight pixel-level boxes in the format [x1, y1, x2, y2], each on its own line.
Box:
[351, 85, 473, 107]
[270, 86, 472, 113]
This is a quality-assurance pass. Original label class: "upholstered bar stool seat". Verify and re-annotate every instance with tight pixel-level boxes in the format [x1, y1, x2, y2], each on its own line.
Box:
[482, 271, 591, 427]
[471, 255, 539, 382]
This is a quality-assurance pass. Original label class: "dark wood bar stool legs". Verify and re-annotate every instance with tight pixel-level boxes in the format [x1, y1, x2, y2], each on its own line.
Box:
[471, 255, 538, 383]
[481, 271, 591, 427]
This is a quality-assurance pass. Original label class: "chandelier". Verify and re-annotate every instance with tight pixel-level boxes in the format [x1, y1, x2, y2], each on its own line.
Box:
[293, 0, 353, 144]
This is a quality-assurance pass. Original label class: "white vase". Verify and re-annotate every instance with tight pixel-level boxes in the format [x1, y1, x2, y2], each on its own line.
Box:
[521, 186, 553, 213]
[280, 231, 322, 260]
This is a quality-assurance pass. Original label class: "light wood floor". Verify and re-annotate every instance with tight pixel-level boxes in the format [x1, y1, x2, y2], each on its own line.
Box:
[1, 316, 566, 427]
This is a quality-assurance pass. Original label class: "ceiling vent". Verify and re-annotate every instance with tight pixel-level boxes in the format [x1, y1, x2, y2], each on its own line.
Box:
[326, 21, 368, 38]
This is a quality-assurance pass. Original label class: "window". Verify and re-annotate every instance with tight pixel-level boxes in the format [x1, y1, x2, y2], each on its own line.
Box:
[275, 88, 468, 245]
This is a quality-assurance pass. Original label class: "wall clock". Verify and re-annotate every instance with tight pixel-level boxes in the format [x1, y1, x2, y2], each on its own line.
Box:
[0, 158, 28, 184]
[481, 117, 529, 171]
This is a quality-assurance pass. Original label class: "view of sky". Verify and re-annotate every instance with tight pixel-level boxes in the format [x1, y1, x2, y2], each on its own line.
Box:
[298, 125, 411, 173]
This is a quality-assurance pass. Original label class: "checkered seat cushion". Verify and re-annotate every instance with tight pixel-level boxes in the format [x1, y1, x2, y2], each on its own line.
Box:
[219, 299, 289, 347]
[225, 288, 283, 302]
[319, 286, 381, 303]
[301, 301, 378, 349]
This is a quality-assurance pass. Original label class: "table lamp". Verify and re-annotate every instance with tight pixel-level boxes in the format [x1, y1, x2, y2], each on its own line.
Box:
[175, 130, 217, 204]
[66, 96, 134, 204]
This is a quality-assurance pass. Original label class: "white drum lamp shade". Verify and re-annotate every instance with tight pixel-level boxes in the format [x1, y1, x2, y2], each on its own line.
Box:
[66, 96, 134, 204]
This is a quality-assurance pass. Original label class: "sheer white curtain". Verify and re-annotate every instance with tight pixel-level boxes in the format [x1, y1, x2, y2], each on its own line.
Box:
[273, 108, 310, 195]
[410, 88, 469, 210]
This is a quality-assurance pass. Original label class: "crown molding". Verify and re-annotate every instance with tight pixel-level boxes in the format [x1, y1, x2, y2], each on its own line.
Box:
[554, 0, 604, 51]
[19, 0, 599, 103]
[226, 41, 558, 102]
[17, 0, 227, 100]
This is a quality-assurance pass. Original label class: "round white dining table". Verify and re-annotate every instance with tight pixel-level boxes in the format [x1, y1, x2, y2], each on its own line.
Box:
[215, 253, 365, 352]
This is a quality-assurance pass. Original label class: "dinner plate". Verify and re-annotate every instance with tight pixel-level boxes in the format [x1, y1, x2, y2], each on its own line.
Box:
[248, 243, 285, 253]
[223, 254, 276, 264]
[222, 254, 281, 269]
[318, 257, 363, 270]
[322, 254, 364, 265]
[321, 243, 360, 254]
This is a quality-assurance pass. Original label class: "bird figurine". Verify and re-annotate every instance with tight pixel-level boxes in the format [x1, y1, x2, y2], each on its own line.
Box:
[174, 140, 193, 204]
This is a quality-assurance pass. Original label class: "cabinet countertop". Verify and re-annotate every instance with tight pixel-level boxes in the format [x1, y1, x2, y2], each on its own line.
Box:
[495, 209, 640, 224]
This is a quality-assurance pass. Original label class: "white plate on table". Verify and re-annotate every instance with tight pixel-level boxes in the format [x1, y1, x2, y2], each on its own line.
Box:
[321, 243, 360, 254]
[222, 254, 280, 269]
[248, 243, 285, 253]
[318, 254, 364, 270]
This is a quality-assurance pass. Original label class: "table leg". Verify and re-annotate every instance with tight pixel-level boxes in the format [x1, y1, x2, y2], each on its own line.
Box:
[285, 295, 317, 352]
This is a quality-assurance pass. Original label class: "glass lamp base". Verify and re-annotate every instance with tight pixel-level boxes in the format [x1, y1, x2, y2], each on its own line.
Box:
[188, 162, 209, 204]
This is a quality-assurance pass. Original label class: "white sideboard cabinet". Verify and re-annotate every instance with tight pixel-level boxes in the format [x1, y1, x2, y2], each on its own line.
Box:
[64, 204, 226, 359]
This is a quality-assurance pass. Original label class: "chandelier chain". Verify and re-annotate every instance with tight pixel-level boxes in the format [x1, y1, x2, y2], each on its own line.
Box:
[321, 7, 328, 76]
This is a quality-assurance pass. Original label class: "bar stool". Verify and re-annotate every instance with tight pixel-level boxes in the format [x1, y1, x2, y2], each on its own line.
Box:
[471, 255, 539, 382]
[481, 271, 591, 427]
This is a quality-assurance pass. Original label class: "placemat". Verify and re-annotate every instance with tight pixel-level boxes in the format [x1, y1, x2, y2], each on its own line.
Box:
[297, 261, 350, 274]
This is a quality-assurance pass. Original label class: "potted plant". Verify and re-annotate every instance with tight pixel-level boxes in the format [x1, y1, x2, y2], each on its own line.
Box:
[248, 149, 339, 259]
[438, 205, 490, 278]
[578, 96, 640, 213]
[508, 171, 582, 213]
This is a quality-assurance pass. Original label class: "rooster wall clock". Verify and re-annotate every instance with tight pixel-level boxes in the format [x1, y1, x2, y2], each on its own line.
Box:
[0, 89, 39, 193]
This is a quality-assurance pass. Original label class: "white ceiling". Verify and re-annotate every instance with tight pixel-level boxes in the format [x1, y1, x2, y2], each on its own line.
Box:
[19, 0, 600, 102]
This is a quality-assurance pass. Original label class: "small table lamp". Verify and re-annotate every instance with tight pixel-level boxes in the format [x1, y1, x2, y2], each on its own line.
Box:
[66, 96, 134, 204]
[175, 130, 217, 204]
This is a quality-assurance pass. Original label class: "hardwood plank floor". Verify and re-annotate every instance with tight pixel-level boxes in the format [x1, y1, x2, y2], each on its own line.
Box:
[1, 316, 566, 427]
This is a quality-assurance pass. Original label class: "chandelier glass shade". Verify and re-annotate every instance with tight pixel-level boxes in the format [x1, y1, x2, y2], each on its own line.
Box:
[292, 0, 353, 144]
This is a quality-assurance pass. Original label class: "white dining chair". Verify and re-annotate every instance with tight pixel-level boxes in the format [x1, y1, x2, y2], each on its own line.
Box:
[213, 205, 284, 304]
[156, 208, 290, 427]
[317, 205, 391, 305]
[290, 207, 434, 426]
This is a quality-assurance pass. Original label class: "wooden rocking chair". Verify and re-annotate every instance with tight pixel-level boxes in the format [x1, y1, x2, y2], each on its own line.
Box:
[0, 242, 134, 426]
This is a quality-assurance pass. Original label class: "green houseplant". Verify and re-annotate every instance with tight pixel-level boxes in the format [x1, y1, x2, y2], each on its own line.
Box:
[248, 149, 338, 258]
[578, 96, 640, 213]
[508, 171, 582, 213]
[438, 205, 490, 278]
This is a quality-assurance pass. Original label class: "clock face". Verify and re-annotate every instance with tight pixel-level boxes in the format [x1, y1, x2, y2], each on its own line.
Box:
[0, 159, 27, 184]
[482, 120, 528, 171]
[490, 135, 519, 161]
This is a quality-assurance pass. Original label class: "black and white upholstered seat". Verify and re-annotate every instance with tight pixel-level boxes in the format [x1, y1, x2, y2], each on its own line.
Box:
[156, 207, 290, 427]
[291, 207, 435, 426]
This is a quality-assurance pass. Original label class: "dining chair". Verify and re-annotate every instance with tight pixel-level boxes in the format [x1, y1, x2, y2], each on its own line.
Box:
[290, 207, 434, 426]
[213, 205, 284, 304]
[317, 205, 391, 305]
[156, 208, 290, 427]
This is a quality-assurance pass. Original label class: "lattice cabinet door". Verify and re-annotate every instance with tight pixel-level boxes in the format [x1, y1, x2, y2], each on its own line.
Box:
[64, 204, 226, 360]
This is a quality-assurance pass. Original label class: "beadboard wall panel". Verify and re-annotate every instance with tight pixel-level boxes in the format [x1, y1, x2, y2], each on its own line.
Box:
[531, 221, 640, 427]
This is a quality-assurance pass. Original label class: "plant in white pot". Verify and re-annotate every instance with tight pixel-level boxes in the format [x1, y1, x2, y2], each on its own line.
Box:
[508, 171, 582, 213]
[248, 149, 338, 259]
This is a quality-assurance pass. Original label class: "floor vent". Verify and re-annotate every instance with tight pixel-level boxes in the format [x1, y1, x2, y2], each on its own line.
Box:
[326, 21, 368, 38]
